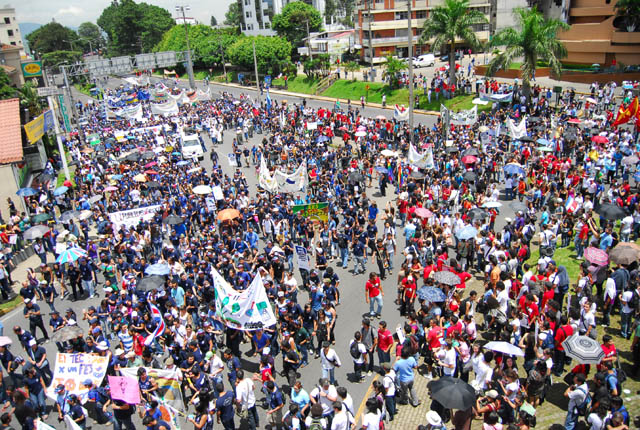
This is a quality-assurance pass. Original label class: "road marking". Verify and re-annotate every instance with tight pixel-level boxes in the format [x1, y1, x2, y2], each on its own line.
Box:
[0, 303, 24, 322]
[353, 374, 379, 425]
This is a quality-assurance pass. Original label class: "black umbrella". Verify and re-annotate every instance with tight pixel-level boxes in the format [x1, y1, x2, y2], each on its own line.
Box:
[462, 148, 479, 157]
[446, 146, 459, 153]
[527, 116, 541, 123]
[125, 153, 140, 162]
[51, 326, 84, 343]
[31, 213, 51, 223]
[463, 171, 477, 182]
[467, 208, 488, 221]
[141, 151, 156, 159]
[518, 136, 534, 142]
[163, 215, 184, 225]
[596, 202, 627, 221]
[509, 201, 527, 213]
[429, 377, 476, 410]
[137, 276, 165, 291]
[348, 172, 365, 182]
[146, 181, 161, 188]
[410, 171, 426, 179]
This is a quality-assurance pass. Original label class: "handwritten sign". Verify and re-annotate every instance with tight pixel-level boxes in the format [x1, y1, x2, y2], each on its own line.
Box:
[292, 202, 329, 222]
[46, 353, 109, 402]
[295, 245, 310, 271]
[108, 375, 141, 404]
[108, 205, 161, 230]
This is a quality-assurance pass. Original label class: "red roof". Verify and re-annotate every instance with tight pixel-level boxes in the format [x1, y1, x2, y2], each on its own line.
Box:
[0, 98, 23, 164]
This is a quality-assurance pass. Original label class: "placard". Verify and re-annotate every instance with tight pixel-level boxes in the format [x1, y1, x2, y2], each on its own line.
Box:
[212, 185, 224, 200]
[109, 205, 161, 230]
[46, 353, 109, 402]
[295, 245, 310, 271]
[108, 375, 141, 404]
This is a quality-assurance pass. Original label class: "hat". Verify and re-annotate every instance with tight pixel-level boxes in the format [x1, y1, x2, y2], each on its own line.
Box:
[205, 351, 214, 360]
[96, 341, 109, 351]
[277, 291, 284, 298]
[125, 351, 136, 359]
[504, 217, 512, 223]
[165, 357, 174, 366]
[24, 298, 30, 303]
[92, 327, 101, 334]
[486, 389, 499, 399]
[55, 384, 65, 393]
[381, 362, 391, 371]
[115, 348, 125, 356]
[28, 339, 36, 347]
[426, 411, 442, 426]
[83, 379, 93, 386]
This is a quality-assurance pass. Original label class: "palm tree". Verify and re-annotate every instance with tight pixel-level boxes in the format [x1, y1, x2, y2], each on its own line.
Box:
[18, 82, 44, 118]
[420, 0, 487, 91]
[487, 7, 568, 100]
[344, 61, 361, 80]
[382, 56, 406, 89]
[615, 0, 640, 32]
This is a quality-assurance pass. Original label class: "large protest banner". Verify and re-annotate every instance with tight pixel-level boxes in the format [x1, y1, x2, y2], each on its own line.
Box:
[24, 110, 54, 143]
[292, 202, 329, 222]
[109, 205, 161, 229]
[211, 269, 277, 331]
[120, 367, 184, 412]
[46, 353, 108, 401]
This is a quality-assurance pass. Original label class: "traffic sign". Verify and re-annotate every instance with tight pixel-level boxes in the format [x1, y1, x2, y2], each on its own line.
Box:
[37, 87, 62, 97]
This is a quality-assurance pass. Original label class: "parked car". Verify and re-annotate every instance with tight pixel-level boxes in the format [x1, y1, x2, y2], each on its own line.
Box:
[414, 54, 436, 67]
[440, 52, 462, 62]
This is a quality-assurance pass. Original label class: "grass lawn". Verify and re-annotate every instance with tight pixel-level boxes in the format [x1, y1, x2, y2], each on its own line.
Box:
[272, 75, 320, 95]
[0, 295, 21, 314]
[416, 93, 494, 113]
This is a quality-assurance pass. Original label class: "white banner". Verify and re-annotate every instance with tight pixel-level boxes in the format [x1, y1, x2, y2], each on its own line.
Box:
[227, 153, 238, 167]
[394, 104, 409, 121]
[408, 144, 434, 169]
[211, 269, 277, 331]
[37, 420, 57, 430]
[212, 185, 224, 200]
[295, 245, 310, 271]
[508, 117, 527, 140]
[65, 415, 84, 430]
[150, 99, 179, 116]
[480, 92, 513, 103]
[109, 205, 161, 230]
[259, 157, 278, 193]
[46, 353, 109, 402]
[449, 105, 478, 126]
[205, 197, 216, 212]
[273, 160, 308, 194]
[120, 366, 185, 412]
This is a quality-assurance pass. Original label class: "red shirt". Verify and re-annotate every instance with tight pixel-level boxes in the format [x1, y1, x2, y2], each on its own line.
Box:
[446, 321, 463, 338]
[554, 324, 573, 351]
[402, 278, 416, 299]
[427, 326, 443, 350]
[366, 277, 382, 298]
[524, 301, 539, 324]
[377, 329, 394, 352]
[541, 289, 555, 310]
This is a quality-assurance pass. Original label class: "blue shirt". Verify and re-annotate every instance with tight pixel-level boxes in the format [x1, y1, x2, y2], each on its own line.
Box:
[599, 233, 613, 250]
[171, 286, 185, 308]
[393, 356, 417, 383]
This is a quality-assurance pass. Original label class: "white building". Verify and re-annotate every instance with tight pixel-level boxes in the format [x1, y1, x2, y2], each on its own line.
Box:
[0, 7, 24, 56]
[175, 16, 198, 25]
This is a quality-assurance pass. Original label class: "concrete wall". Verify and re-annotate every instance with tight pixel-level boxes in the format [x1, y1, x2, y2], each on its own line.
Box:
[0, 164, 20, 219]
[493, 0, 528, 33]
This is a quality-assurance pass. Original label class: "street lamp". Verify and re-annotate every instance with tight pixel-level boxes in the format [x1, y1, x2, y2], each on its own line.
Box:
[176, 5, 196, 89]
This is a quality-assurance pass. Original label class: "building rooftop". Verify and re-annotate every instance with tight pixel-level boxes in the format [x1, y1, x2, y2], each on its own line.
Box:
[0, 98, 23, 164]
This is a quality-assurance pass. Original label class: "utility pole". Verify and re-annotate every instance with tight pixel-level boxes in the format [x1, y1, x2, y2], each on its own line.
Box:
[253, 39, 261, 102]
[47, 96, 71, 181]
[305, 20, 313, 60]
[367, 0, 373, 79]
[176, 5, 196, 89]
[407, 0, 414, 145]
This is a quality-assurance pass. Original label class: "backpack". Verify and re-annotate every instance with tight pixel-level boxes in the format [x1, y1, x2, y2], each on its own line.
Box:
[403, 334, 419, 356]
[308, 417, 324, 430]
[350, 341, 362, 359]
[541, 331, 555, 350]
[606, 372, 623, 396]
[574, 387, 592, 416]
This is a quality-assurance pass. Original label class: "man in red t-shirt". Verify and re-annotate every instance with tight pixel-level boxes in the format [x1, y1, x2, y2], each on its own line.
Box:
[365, 272, 384, 318]
[400, 275, 416, 316]
[541, 281, 555, 312]
[425, 318, 443, 379]
[376, 321, 394, 364]
[553, 314, 574, 376]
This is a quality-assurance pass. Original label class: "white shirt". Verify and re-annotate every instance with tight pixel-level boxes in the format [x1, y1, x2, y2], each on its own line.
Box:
[349, 340, 367, 364]
[497, 289, 509, 314]
[621, 290, 634, 314]
[382, 370, 396, 396]
[331, 411, 349, 430]
[361, 411, 381, 430]
[439, 348, 457, 376]
[604, 278, 617, 301]
[310, 385, 338, 415]
[235, 378, 256, 409]
[475, 359, 493, 390]
[320, 348, 341, 370]
[621, 215, 633, 234]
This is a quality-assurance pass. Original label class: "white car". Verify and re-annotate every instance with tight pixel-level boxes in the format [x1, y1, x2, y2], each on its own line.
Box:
[414, 54, 435, 67]
[181, 133, 204, 159]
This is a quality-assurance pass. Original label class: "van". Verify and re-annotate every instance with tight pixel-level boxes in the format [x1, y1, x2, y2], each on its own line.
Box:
[415, 54, 435, 67]
[180, 130, 204, 160]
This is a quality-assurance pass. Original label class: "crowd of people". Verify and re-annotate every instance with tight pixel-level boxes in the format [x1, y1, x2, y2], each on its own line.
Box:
[0, 70, 636, 430]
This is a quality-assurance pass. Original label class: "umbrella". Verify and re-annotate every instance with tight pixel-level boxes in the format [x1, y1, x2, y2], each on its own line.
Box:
[503, 163, 526, 176]
[483, 341, 524, 357]
[137, 276, 165, 292]
[536, 146, 553, 152]
[429, 377, 476, 410]
[433, 271, 461, 286]
[79, 210, 93, 221]
[145, 263, 172, 276]
[0, 336, 12, 347]
[176, 160, 191, 167]
[568, 118, 581, 124]
[144, 161, 157, 168]
[348, 172, 365, 182]
[146, 181, 161, 188]
[104, 186, 118, 192]
[380, 150, 398, 157]
[584, 247, 608, 266]
[509, 201, 527, 212]
[56, 247, 88, 264]
[472, 98, 488, 105]
[53, 186, 69, 196]
[518, 136, 534, 142]
[586, 97, 597, 104]
[592, 135, 609, 144]
[562, 335, 605, 364]
[31, 213, 51, 224]
[446, 146, 459, 153]
[144, 170, 158, 175]
[536, 138, 551, 146]
[163, 215, 184, 225]
[527, 116, 541, 123]
[478, 125, 489, 133]
[88, 195, 102, 204]
[217, 208, 240, 222]
[59, 210, 81, 223]
[461, 155, 478, 164]
[622, 155, 639, 166]
[376, 115, 386, 120]
[141, 152, 156, 159]
[456, 225, 478, 240]
[462, 148, 479, 157]
[133, 174, 147, 183]
[16, 187, 37, 197]
[609, 242, 640, 265]
[51, 326, 84, 343]
[410, 170, 425, 179]
[124, 153, 140, 162]
[481, 201, 502, 208]
[374, 166, 388, 174]
[355, 131, 367, 137]
[317, 135, 330, 143]
[596, 202, 627, 221]
[467, 208, 488, 221]
[414, 207, 433, 219]
[462, 171, 477, 182]
[417, 286, 447, 302]
[193, 185, 213, 195]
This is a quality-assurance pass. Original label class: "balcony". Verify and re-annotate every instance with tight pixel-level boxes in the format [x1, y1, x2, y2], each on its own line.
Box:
[361, 18, 426, 31]
[611, 31, 640, 44]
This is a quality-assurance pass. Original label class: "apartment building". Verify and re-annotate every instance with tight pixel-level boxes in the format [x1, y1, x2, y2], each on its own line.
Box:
[0, 8, 23, 56]
[238, 0, 341, 36]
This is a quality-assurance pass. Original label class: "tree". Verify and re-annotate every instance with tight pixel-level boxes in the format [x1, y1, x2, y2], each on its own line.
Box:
[615, 0, 640, 32]
[25, 21, 79, 54]
[210, 16, 218, 27]
[155, 25, 240, 69]
[18, 82, 44, 118]
[0, 68, 16, 100]
[382, 56, 407, 88]
[228, 36, 292, 76]
[419, 0, 487, 90]
[272, 1, 323, 50]
[224, 2, 241, 28]
[77, 22, 105, 53]
[42, 50, 83, 73]
[344, 61, 360, 80]
[97, 0, 174, 56]
[303, 54, 331, 79]
[487, 7, 568, 99]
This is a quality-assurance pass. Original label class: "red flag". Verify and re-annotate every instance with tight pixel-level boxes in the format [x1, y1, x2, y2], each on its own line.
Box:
[613, 97, 639, 127]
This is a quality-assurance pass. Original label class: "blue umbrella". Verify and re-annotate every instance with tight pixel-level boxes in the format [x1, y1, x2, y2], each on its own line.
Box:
[172, 152, 182, 156]
[111, 174, 124, 180]
[17, 187, 37, 197]
[145, 263, 172, 276]
[536, 138, 551, 146]
[53, 186, 69, 196]
[634, 171, 640, 183]
[456, 225, 478, 240]
[317, 135, 330, 143]
[375, 166, 388, 174]
[417, 286, 447, 302]
[503, 163, 525, 176]
[176, 160, 191, 166]
[56, 247, 87, 264]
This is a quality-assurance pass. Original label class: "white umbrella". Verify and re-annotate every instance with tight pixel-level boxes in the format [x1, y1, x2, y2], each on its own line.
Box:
[481, 201, 502, 208]
[355, 131, 367, 137]
[478, 125, 489, 132]
[483, 341, 524, 357]
[380, 149, 398, 157]
[562, 335, 605, 364]
[0, 336, 12, 347]
[586, 97, 597, 104]
[192, 185, 213, 195]
[79, 210, 93, 220]
[472, 98, 489, 105]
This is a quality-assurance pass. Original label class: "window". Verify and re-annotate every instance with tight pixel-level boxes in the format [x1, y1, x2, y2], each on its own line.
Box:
[246, 11, 252, 18]
[10, 41, 15, 45]
[395, 11, 408, 20]
[3, 18, 9, 24]
[7, 29, 12, 36]
[415, 10, 426, 19]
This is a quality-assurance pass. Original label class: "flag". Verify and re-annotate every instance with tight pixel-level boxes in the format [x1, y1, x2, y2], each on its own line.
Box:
[266, 89, 272, 112]
[394, 104, 409, 121]
[565, 196, 579, 213]
[36, 421, 57, 430]
[144, 303, 165, 346]
[508, 117, 527, 140]
[613, 97, 639, 127]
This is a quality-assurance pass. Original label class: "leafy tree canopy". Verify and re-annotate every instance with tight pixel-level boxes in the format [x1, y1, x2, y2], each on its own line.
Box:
[224, 2, 241, 28]
[77, 22, 106, 52]
[0, 68, 16, 100]
[26, 21, 79, 54]
[155, 25, 240, 69]
[210, 16, 218, 27]
[97, 0, 174, 56]
[272, 1, 323, 49]
[228, 36, 292, 76]
[42, 50, 83, 73]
